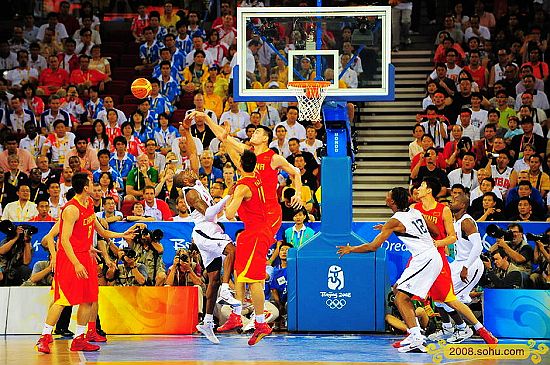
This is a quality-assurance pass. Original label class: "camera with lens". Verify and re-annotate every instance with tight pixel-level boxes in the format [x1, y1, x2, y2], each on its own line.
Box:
[134, 227, 164, 243]
[486, 224, 514, 242]
[526, 233, 550, 245]
[177, 252, 189, 263]
[121, 247, 137, 260]
[0, 220, 38, 240]
[480, 251, 492, 262]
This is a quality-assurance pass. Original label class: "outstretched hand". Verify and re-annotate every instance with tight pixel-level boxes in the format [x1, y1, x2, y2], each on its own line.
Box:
[336, 244, 353, 258]
[290, 194, 303, 209]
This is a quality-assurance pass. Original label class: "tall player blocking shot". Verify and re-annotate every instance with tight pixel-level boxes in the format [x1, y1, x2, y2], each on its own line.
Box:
[190, 111, 304, 235]
[36, 172, 136, 354]
[337, 188, 443, 353]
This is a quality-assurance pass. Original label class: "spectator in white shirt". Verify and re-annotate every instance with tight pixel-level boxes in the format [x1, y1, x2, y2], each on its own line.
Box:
[269, 125, 291, 158]
[464, 14, 491, 41]
[275, 106, 306, 141]
[456, 108, 480, 142]
[219, 95, 250, 135]
[300, 126, 323, 164]
[36, 12, 69, 43]
[1, 184, 38, 221]
[447, 152, 479, 192]
[339, 54, 358, 88]
[19, 121, 46, 159]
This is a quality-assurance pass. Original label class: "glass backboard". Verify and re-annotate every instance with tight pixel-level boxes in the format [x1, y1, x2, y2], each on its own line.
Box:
[235, 6, 394, 102]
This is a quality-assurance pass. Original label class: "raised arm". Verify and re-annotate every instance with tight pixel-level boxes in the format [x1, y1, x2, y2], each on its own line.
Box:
[193, 111, 247, 154]
[271, 153, 303, 208]
[94, 218, 135, 240]
[181, 114, 200, 174]
[337, 218, 403, 257]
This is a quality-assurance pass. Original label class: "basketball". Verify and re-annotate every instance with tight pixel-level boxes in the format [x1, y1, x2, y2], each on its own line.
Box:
[131, 78, 152, 99]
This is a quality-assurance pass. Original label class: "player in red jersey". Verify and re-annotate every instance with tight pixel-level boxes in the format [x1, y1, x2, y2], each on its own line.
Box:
[412, 177, 497, 345]
[36, 172, 135, 354]
[191, 111, 303, 235]
[224, 150, 274, 346]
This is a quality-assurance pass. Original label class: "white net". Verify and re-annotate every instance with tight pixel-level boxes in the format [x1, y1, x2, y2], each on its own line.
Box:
[287, 81, 331, 123]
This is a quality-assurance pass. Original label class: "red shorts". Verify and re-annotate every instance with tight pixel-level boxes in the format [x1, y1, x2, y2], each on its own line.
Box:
[54, 250, 98, 306]
[266, 202, 282, 237]
[235, 228, 273, 283]
[428, 251, 457, 303]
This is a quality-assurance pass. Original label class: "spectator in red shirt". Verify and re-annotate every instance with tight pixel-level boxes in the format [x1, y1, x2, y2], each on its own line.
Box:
[57, 38, 79, 73]
[29, 199, 55, 221]
[211, 0, 235, 29]
[37, 54, 69, 96]
[521, 47, 549, 82]
[69, 54, 107, 94]
[131, 4, 149, 43]
[140, 186, 173, 221]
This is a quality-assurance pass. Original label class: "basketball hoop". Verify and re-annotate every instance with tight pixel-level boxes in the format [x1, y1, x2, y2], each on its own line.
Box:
[287, 80, 331, 123]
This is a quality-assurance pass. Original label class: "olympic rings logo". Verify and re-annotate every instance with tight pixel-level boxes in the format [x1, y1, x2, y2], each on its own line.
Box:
[326, 299, 347, 310]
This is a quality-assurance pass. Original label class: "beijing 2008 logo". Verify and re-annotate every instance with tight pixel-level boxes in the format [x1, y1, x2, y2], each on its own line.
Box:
[320, 265, 350, 310]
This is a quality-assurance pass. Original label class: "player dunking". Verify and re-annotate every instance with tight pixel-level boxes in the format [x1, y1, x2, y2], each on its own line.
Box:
[337, 187, 443, 353]
[223, 150, 274, 345]
[36, 173, 135, 354]
[415, 177, 497, 345]
[173, 114, 241, 344]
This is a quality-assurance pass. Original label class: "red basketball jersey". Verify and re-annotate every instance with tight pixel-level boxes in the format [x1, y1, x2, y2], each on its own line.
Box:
[59, 197, 96, 253]
[236, 173, 268, 230]
[254, 148, 278, 207]
[414, 201, 447, 254]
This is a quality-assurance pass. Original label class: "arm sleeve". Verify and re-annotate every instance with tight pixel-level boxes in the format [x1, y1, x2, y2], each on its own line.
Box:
[465, 232, 483, 268]
[204, 195, 230, 222]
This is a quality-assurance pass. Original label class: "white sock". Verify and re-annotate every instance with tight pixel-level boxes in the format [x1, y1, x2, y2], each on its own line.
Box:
[233, 305, 242, 315]
[456, 322, 467, 330]
[75, 325, 87, 337]
[409, 326, 421, 336]
[42, 323, 54, 335]
[442, 322, 453, 329]
[255, 314, 265, 323]
[221, 283, 229, 291]
[415, 317, 420, 328]
[204, 314, 214, 324]
[473, 322, 484, 331]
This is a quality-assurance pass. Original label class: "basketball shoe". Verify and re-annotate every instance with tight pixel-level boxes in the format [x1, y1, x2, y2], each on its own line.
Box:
[477, 327, 498, 345]
[87, 329, 107, 342]
[70, 334, 100, 352]
[35, 334, 53, 354]
[216, 287, 242, 307]
[248, 321, 272, 346]
[196, 322, 220, 344]
[217, 313, 243, 332]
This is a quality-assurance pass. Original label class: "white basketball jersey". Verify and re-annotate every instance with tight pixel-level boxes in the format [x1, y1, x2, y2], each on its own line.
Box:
[182, 180, 214, 224]
[491, 165, 512, 195]
[391, 208, 437, 257]
[453, 213, 480, 262]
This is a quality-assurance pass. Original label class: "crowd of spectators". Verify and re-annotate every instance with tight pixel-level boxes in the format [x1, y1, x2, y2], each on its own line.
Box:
[408, 0, 550, 224]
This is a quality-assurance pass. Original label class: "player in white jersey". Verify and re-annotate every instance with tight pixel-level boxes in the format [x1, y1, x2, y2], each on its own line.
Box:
[338, 187, 443, 353]
[173, 114, 241, 344]
[429, 193, 484, 344]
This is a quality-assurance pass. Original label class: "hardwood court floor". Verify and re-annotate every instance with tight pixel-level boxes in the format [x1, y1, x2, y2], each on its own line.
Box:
[1, 334, 546, 365]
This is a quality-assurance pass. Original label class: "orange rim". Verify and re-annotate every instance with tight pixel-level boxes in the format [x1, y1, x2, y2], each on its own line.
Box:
[287, 81, 331, 98]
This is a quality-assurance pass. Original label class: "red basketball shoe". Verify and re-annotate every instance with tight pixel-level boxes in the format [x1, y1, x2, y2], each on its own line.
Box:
[217, 313, 243, 333]
[477, 327, 498, 345]
[70, 334, 100, 352]
[87, 329, 107, 342]
[248, 321, 272, 346]
[36, 334, 53, 354]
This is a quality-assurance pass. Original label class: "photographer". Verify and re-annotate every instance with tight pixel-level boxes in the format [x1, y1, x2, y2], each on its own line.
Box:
[0, 223, 34, 285]
[105, 249, 147, 286]
[530, 229, 550, 290]
[165, 248, 206, 318]
[125, 224, 167, 286]
[483, 248, 528, 289]
[490, 223, 534, 274]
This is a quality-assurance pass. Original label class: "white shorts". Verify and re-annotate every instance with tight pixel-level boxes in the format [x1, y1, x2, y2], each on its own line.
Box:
[449, 258, 484, 304]
[396, 249, 443, 299]
[192, 222, 233, 268]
